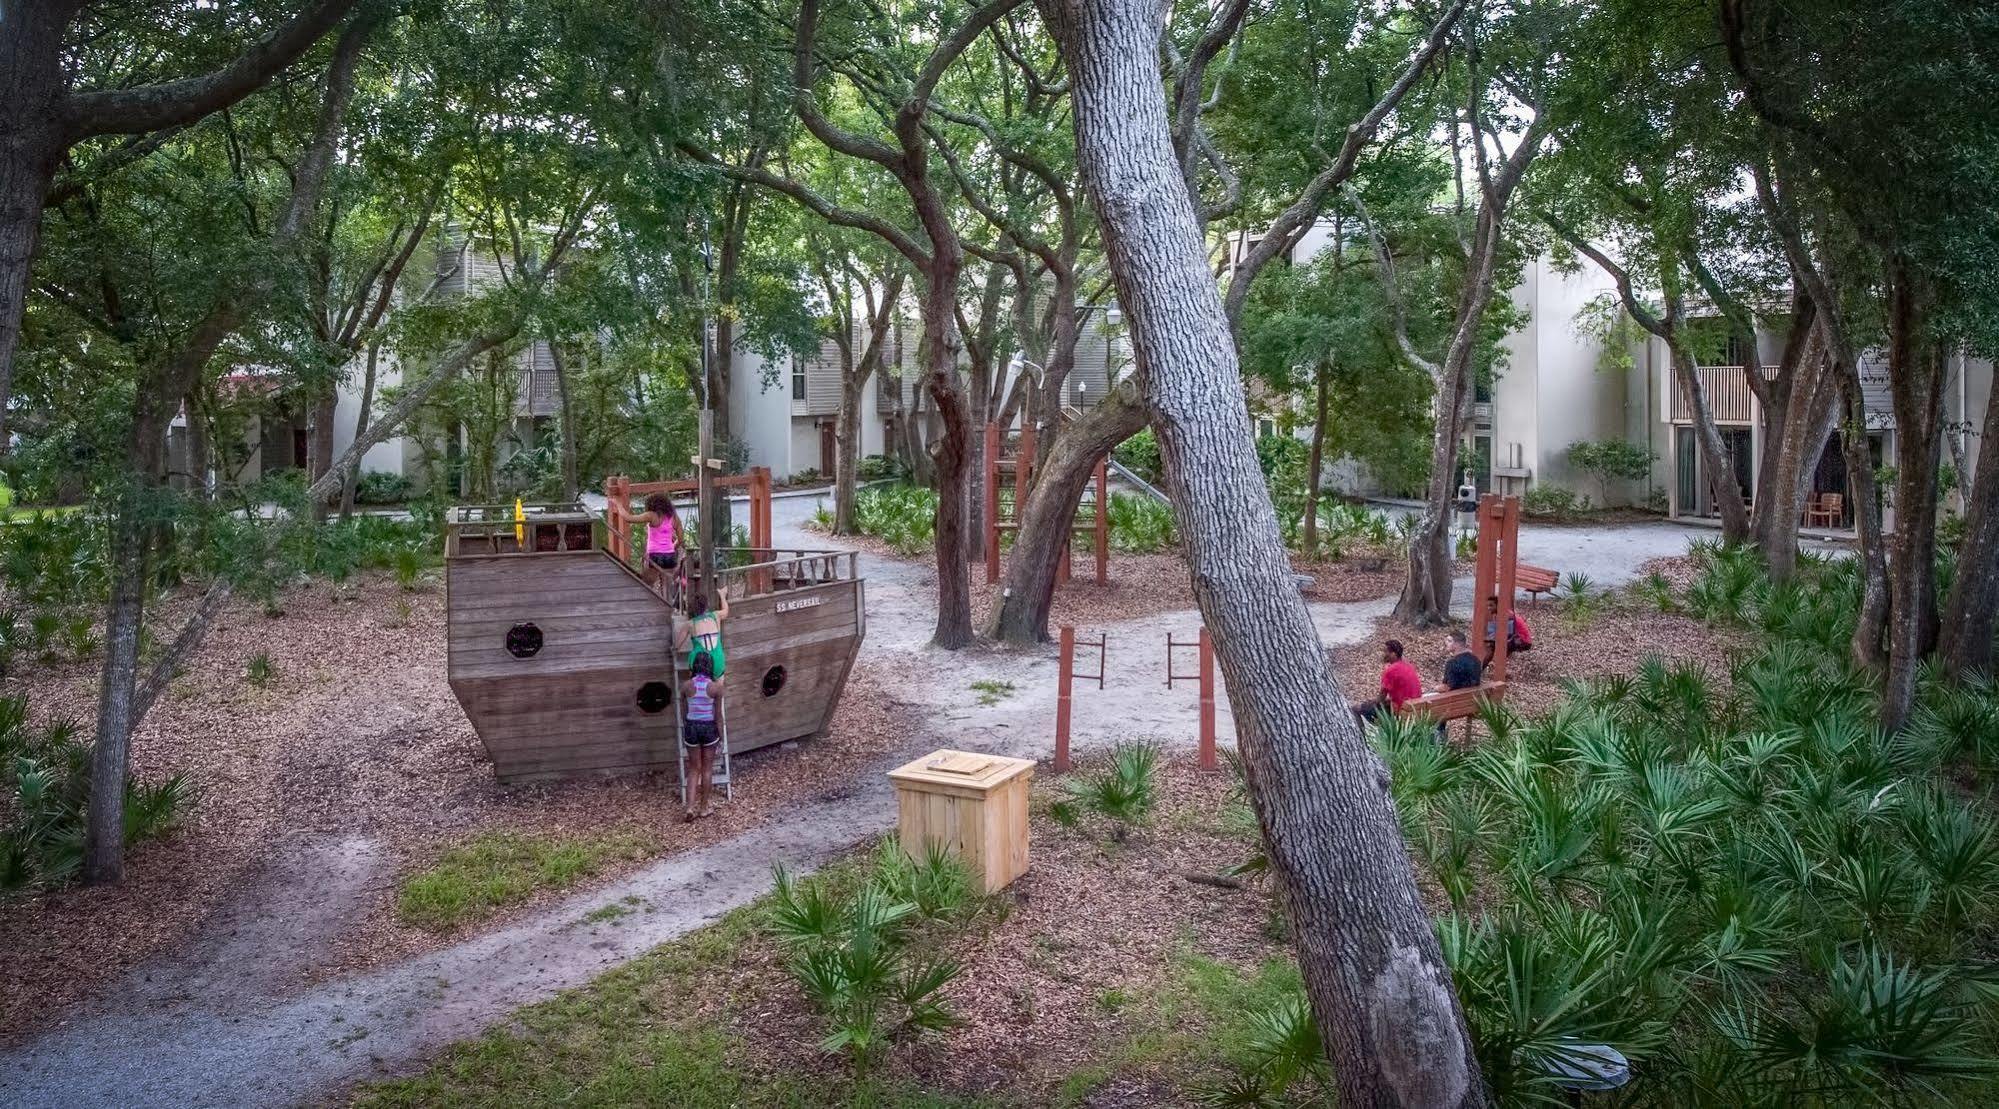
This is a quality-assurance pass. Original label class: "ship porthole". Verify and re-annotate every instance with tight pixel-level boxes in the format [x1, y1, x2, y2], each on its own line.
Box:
[761, 666, 787, 698]
[636, 681, 672, 714]
[506, 622, 543, 658]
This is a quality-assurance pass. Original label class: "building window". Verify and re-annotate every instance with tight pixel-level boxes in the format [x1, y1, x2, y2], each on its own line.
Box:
[792, 360, 807, 401]
[1257, 418, 1277, 439]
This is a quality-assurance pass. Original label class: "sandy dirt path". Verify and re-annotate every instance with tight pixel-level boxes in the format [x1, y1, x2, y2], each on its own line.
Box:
[0, 491, 1700, 1107]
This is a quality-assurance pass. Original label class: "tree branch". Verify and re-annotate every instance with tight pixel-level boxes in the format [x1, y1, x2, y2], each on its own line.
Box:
[65, 0, 363, 140]
[1216, 0, 1469, 327]
[1344, 184, 1439, 380]
[678, 141, 932, 268]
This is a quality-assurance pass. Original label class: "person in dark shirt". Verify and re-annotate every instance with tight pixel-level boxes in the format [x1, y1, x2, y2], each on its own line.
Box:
[1442, 630, 1482, 691]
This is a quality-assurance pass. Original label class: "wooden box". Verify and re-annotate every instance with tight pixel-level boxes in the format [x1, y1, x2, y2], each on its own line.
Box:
[887, 749, 1036, 893]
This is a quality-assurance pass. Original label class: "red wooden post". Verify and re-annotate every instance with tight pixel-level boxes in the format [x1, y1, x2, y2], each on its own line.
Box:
[1094, 458, 1109, 585]
[1055, 624, 1075, 772]
[1492, 495, 1521, 682]
[984, 422, 1002, 583]
[749, 467, 774, 594]
[1197, 627, 1217, 771]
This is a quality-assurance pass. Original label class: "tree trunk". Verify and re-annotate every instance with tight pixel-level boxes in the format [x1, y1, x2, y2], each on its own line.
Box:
[307, 329, 512, 503]
[1882, 281, 1945, 730]
[548, 335, 579, 501]
[307, 388, 339, 517]
[1302, 361, 1329, 557]
[0, 4, 72, 451]
[338, 339, 381, 520]
[705, 307, 735, 548]
[1758, 353, 1836, 580]
[921, 279, 975, 648]
[834, 366, 865, 534]
[1043, 1, 1486, 1103]
[184, 387, 211, 501]
[1396, 149, 1539, 627]
[1399, 361, 1469, 625]
[1822, 333, 1891, 675]
[986, 387, 1148, 645]
[84, 392, 171, 885]
[1939, 358, 1999, 677]
[1669, 340, 1753, 545]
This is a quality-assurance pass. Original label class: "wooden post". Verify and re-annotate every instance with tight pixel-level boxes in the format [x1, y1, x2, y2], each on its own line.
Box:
[749, 466, 774, 594]
[1055, 624, 1075, 773]
[984, 422, 1001, 583]
[1197, 627, 1217, 771]
[697, 411, 716, 603]
[1094, 458, 1109, 585]
[604, 475, 629, 563]
[1492, 495, 1521, 682]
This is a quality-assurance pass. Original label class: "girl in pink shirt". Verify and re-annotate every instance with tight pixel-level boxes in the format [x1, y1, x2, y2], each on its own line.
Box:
[633, 492, 684, 599]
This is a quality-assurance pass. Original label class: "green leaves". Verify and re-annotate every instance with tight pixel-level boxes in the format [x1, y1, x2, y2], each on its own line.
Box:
[765, 844, 978, 1076]
[1060, 740, 1161, 842]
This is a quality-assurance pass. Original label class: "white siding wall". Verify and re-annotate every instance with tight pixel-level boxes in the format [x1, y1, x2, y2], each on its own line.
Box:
[731, 347, 795, 475]
[331, 348, 414, 479]
[1494, 256, 1635, 503]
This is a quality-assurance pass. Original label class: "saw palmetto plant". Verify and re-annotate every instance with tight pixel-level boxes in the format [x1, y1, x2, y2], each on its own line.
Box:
[1354, 552, 1999, 1106]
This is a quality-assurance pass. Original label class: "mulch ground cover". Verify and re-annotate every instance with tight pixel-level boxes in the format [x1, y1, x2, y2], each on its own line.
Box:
[0, 571, 919, 1043]
[1328, 585, 1748, 724]
[351, 758, 1308, 1108]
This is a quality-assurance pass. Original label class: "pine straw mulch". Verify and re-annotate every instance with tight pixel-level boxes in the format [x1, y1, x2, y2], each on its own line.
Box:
[1328, 592, 1752, 724]
[412, 758, 1304, 1107]
[0, 571, 918, 1045]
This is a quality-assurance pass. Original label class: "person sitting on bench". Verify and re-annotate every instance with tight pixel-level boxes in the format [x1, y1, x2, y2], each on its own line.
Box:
[1437, 630, 1483, 739]
[1481, 599, 1532, 669]
[1353, 639, 1421, 726]
[1443, 630, 1482, 691]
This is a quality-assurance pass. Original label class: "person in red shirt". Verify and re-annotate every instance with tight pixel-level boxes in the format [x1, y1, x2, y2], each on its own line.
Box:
[1353, 639, 1422, 725]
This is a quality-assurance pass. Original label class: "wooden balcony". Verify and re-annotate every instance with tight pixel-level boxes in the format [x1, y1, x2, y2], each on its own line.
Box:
[1671, 365, 1756, 425]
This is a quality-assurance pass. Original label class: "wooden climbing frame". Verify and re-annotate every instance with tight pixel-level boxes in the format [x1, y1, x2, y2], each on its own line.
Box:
[1165, 628, 1218, 771]
[983, 422, 1110, 587]
[1054, 625, 1107, 773]
[1470, 493, 1523, 683]
[604, 467, 774, 593]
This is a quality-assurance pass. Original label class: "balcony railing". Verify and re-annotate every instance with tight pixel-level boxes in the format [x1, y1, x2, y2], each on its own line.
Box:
[1671, 365, 1756, 425]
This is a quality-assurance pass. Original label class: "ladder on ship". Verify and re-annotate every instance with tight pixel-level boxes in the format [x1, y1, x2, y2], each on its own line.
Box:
[673, 647, 734, 807]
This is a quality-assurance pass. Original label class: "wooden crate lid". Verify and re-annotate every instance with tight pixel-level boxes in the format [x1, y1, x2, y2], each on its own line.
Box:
[888, 749, 1035, 796]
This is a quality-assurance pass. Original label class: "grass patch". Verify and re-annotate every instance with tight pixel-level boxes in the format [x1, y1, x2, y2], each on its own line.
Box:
[397, 830, 658, 930]
[970, 679, 1016, 707]
[358, 857, 998, 1109]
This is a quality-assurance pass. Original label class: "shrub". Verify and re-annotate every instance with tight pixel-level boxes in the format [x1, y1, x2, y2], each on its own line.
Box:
[246, 652, 275, 688]
[1108, 492, 1176, 552]
[353, 470, 414, 505]
[1521, 483, 1586, 519]
[1387, 557, 1999, 1104]
[1565, 439, 1654, 505]
[1113, 428, 1162, 483]
[787, 467, 824, 485]
[857, 454, 904, 481]
[1053, 741, 1161, 841]
[852, 484, 937, 556]
[1, 697, 193, 893]
[767, 852, 967, 1074]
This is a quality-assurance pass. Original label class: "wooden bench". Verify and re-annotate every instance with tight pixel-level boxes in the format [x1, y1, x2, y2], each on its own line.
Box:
[1396, 682, 1508, 743]
[1514, 563, 1558, 604]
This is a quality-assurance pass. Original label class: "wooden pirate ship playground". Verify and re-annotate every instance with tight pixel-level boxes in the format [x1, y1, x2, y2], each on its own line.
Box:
[443, 468, 865, 783]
